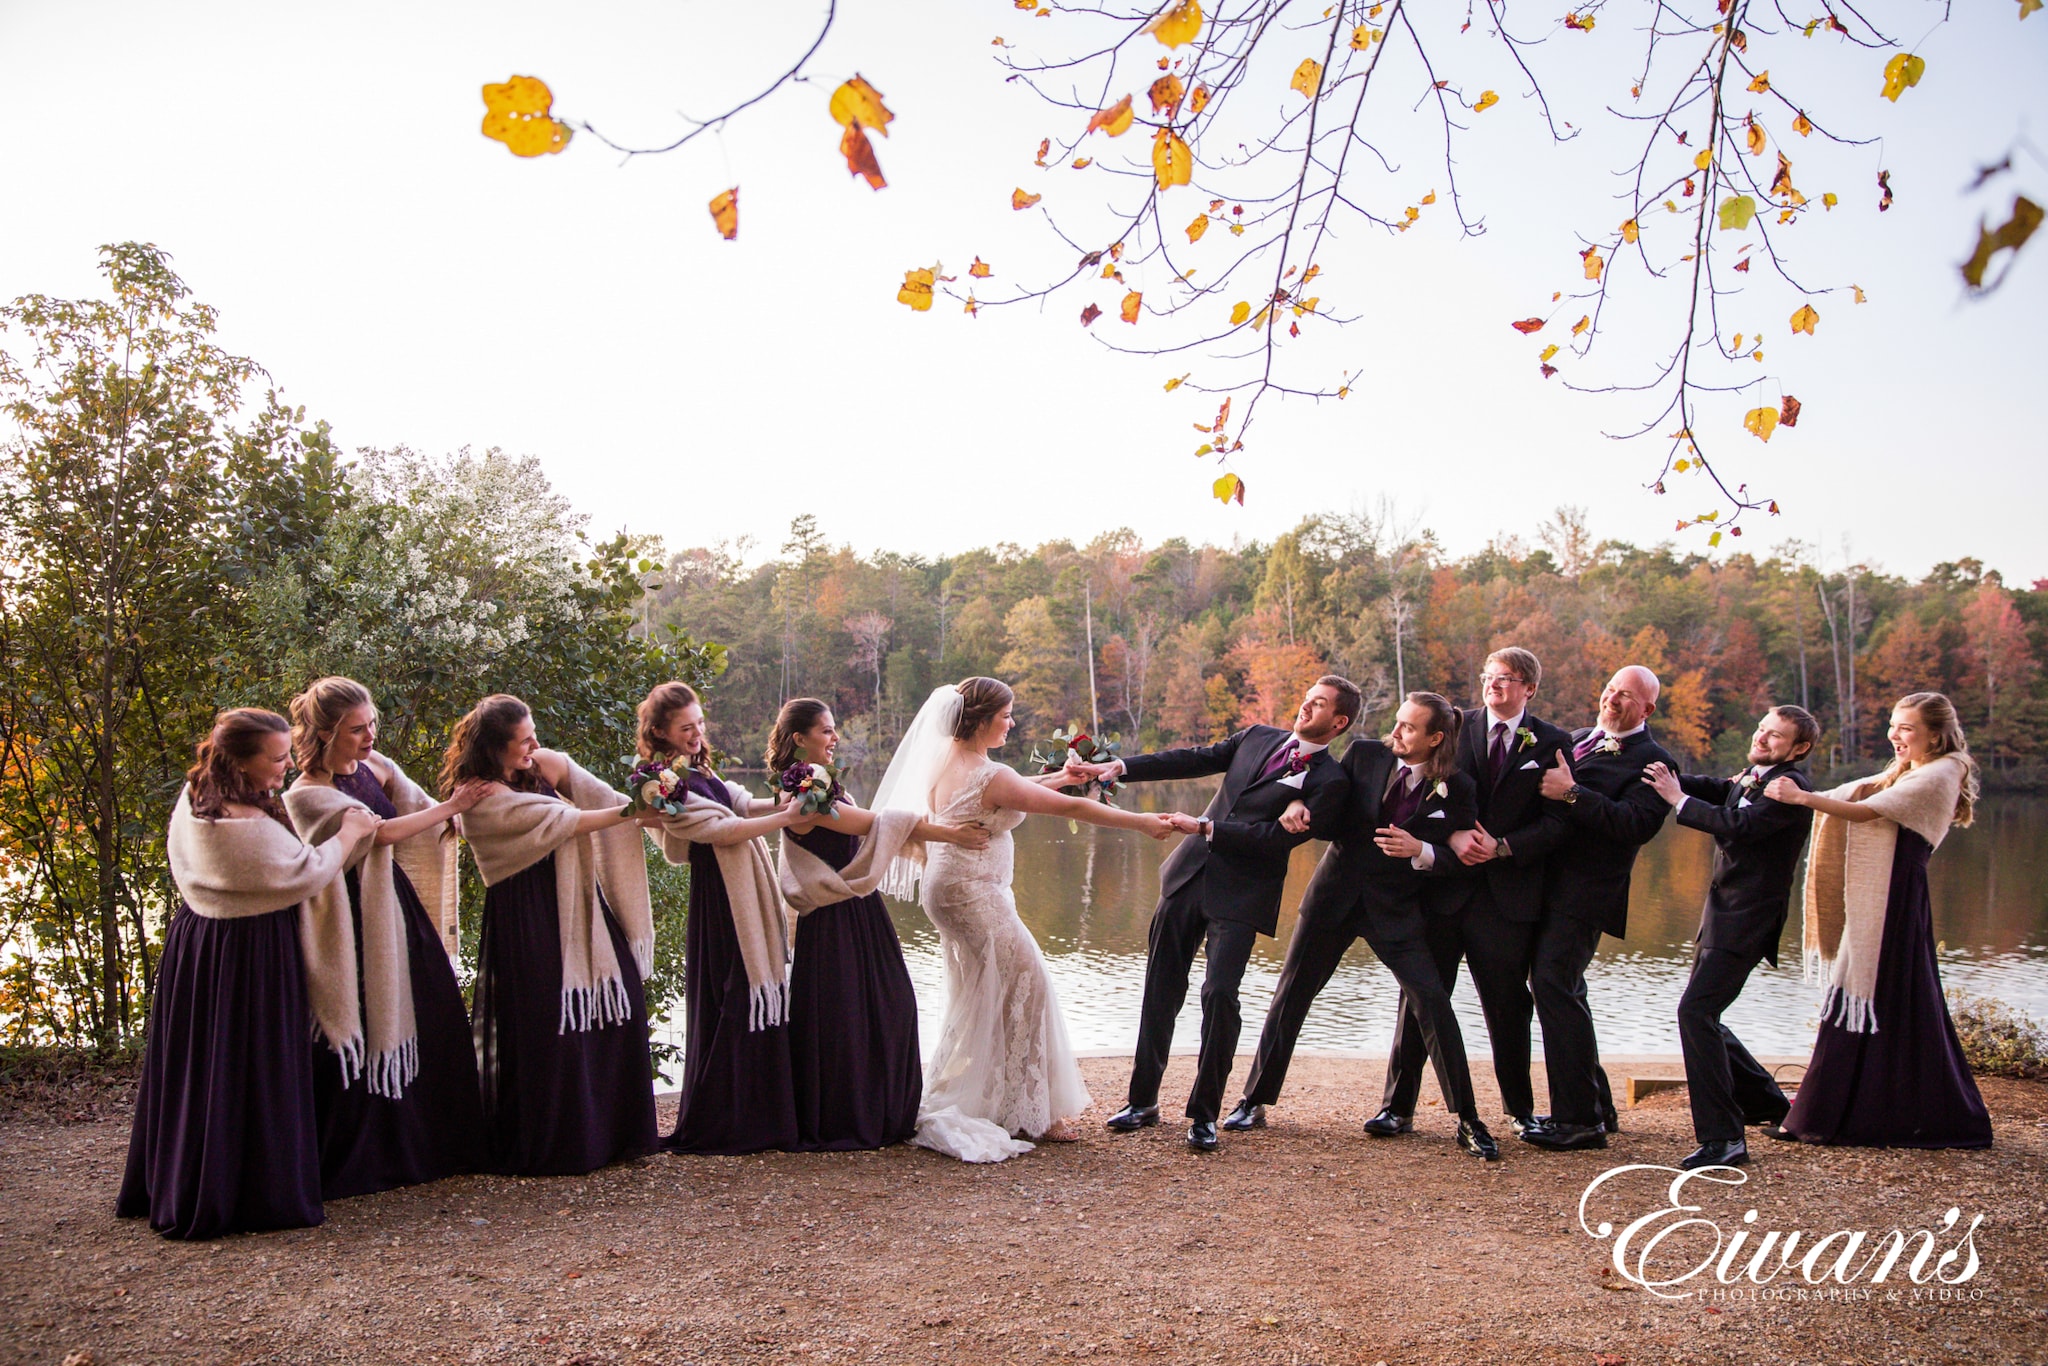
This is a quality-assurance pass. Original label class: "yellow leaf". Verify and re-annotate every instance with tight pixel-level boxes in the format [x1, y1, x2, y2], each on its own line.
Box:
[1790, 303, 1819, 335]
[1853, 285, 1866, 303]
[1292, 296, 1320, 315]
[963, 294, 979, 316]
[1229, 300, 1251, 325]
[1086, 94, 1135, 137]
[1621, 218, 1639, 243]
[828, 76, 895, 136]
[1012, 188, 1042, 210]
[1581, 247, 1604, 280]
[969, 256, 993, 279]
[1190, 85, 1211, 113]
[1792, 111, 1814, 137]
[1422, 191, 1437, 205]
[1571, 314, 1591, 336]
[1539, 343, 1559, 361]
[1212, 471, 1245, 505]
[1142, 0, 1203, 49]
[1121, 290, 1143, 323]
[1250, 306, 1271, 331]
[1187, 215, 1209, 242]
[1746, 122, 1766, 156]
[707, 187, 738, 240]
[481, 75, 574, 157]
[1474, 90, 1500, 113]
[1880, 53, 1926, 102]
[1152, 128, 1193, 189]
[1675, 458, 1691, 471]
[1350, 25, 1374, 48]
[1165, 373, 1188, 391]
[1694, 147, 1714, 171]
[1748, 71, 1771, 93]
[1150, 74, 1186, 117]
[1072, 156, 1093, 168]
[1733, 333, 1745, 350]
[1302, 264, 1321, 284]
[1290, 58, 1323, 99]
[1822, 191, 1838, 209]
[1227, 222, 1245, 236]
[1743, 406, 1778, 442]
[897, 265, 935, 312]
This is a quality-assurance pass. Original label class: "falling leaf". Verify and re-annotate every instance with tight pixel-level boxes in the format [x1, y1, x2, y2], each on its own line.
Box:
[1718, 195, 1757, 230]
[1792, 110, 1814, 137]
[1564, 11, 1595, 29]
[1072, 156, 1093, 168]
[1789, 302, 1819, 334]
[1743, 406, 1778, 442]
[1733, 333, 1745, 350]
[1165, 373, 1188, 391]
[1213, 471, 1245, 505]
[1034, 138, 1050, 167]
[480, 75, 574, 157]
[1291, 59, 1324, 99]
[1880, 52, 1926, 102]
[1191, 85, 1211, 113]
[1012, 188, 1042, 211]
[1822, 191, 1838, 209]
[1540, 343, 1559, 361]
[1853, 284, 1866, 303]
[1474, 90, 1500, 112]
[1571, 314, 1591, 336]
[1878, 169, 1894, 212]
[841, 123, 886, 189]
[1780, 394, 1802, 427]
[1961, 195, 2045, 289]
[1770, 154, 1795, 199]
[1746, 121, 1766, 156]
[1540, 363, 1558, 377]
[828, 76, 895, 137]
[1153, 128, 1193, 189]
[1581, 247, 1604, 280]
[1250, 305, 1272, 331]
[1748, 71, 1771, 93]
[1621, 218, 1639, 244]
[897, 266, 935, 311]
[1733, 257, 1752, 272]
[1150, 74, 1187, 116]
[1421, 191, 1437, 205]
[1120, 290, 1143, 323]
[963, 294, 979, 316]
[1510, 317, 1546, 334]
[969, 257, 993, 279]
[2024, 0, 2043, 17]
[706, 187, 739, 240]
[1187, 215, 1210, 242]
[1694, 147, 1714, 171]
[1085, 95, 1135, 137]
[1230, 301, 1251, 325]
[1142, 0, 1204, 49]
[1080, 302, 1102, 326]
[1350, 25, 1375, 48]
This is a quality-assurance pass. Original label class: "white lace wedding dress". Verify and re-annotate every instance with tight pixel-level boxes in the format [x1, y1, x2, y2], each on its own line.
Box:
[911, 758, 1091, 1162]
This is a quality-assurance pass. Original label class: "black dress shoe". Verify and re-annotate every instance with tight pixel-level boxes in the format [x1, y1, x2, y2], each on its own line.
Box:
[1221, 1100, 1266, 1132]
[1186, 1120, 1219, 1152]
[1457, 1117, 1501, 1161]
[1601, 1107, 1622, 1135]
[1745, 1102, 1791, 1128]
[1520, 1120, 1608, 1151]
[1680, 1139, 1750, 1170]
[1507, 1114, 1538, 1139]
[1759, 1123, 1801, 1143]
[1105, 1103, 1161, 1132]
[1362, 1107, 1414, 1137]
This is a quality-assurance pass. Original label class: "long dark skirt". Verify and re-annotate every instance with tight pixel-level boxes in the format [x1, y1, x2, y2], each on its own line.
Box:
[1785, 828, 1993, 1148]
[473, 854, 658, 1176]
[311, 866, 487, 1199]
[117, 903, 323, 1240]
[788, 891, 923, 1151]
[667, 845, 799, 1155]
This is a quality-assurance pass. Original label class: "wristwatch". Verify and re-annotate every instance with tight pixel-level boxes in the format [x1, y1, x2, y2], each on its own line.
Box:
[1199, 816, 1214, 838]
[1562, 784, 1582, 805]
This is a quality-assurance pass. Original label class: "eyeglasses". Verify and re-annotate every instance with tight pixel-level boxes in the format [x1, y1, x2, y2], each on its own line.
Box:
[1478, 673, 1525, 686]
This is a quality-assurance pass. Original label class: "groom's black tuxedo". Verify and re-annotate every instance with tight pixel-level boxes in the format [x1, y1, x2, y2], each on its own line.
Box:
[1117, 725, 1350, 1124]
[1240, 739, 1482, 1119]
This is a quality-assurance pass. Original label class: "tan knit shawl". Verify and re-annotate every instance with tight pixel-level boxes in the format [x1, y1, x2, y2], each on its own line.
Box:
[778, 806, 924, 915]
[461, 754, 653, 1033]
[165, 787, 361, 1075]
[284, 756, 453, 1098]
[1801, 754, 1965, 1034]
[652, 781, 792, 1032]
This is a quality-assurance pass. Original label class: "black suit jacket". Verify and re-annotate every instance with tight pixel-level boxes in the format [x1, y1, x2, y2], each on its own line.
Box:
[1544, 726, 1677, 939]
[1425, 708, 1573, 921]
[1676, 761, 1815, 966]
[1119, 725, 1350, 937]
[1297, 740, 1478, 933]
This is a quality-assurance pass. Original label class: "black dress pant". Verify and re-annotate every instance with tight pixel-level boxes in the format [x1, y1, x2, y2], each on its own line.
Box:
[1126, 876, 1261, 1124]
[1530, 913, 1616, 1128]
[1244, 889, 1476, 1118]
[1384, 888, 1539, 1121]
[1678, 946, 1788, 1142]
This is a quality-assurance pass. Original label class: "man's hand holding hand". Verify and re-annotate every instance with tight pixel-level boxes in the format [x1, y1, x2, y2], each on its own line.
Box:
[1278, 800, 1312, 835]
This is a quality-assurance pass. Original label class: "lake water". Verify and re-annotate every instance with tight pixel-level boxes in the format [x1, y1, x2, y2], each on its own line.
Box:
[865, 781, 2048, 1062]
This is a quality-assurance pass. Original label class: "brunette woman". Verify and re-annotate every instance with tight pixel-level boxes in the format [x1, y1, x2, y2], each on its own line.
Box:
[453, 694, 660, 1175]
[639, 682, 809, 1155]
[284, 676, 491, 1198]
[773, 699, 990, 1150]
[118, 710, 378, 1239]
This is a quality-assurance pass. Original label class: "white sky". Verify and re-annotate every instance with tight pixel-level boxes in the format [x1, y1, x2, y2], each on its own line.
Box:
[3, 0, 2043, 581]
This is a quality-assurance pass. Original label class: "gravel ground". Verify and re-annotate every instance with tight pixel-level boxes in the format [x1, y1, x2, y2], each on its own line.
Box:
[4, 1056, 2044, 1366]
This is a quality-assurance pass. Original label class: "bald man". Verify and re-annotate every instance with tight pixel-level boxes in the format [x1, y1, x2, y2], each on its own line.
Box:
[1522, 665, 1676, 1152]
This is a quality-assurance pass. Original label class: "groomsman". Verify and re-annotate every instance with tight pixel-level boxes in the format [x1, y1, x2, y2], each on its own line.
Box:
[1078, 677, 1356, 1151]
[1378, 647, 1571, 1136]
[1524, 664, 1675, 1152]
[1230, 692, 1500, 1161]
[1643, 705, 1819, 1170]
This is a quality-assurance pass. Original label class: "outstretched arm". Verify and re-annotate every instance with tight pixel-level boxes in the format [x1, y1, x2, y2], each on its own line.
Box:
[984, 766, 1172, 838]
[1764, 777, 1883, 822]
[793, 800, 989, 849]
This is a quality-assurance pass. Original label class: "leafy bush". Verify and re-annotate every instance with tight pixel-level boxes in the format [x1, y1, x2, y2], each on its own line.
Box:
[1948, 990, 2048, 1080]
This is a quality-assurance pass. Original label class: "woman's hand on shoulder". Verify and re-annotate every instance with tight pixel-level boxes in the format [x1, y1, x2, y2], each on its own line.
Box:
[337, 807, 380, 841]
[446, 778, 494, 814]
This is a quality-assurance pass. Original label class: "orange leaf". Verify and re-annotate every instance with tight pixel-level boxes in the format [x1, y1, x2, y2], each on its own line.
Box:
[1733, 257, 1751, 272]
[1792, 111, 1813, 137]
[1072, 156, 1093, 168]
[1152, 128, 1193, 189]
[1190, 84, 1211, 113]
[1779, 394, 1802, 427]
[841, 123, 886, 189]
[1581, 246, 1604, 281]
[1085, 94, 1135, 137]
[1621, 218, 1639, 244]
[1012, 187, 1042, 210]
[969, 256, 993, 279]
[1746, 120, 1766, 156]
[1473, 90, 1500, 112]
[1121, 290, 1143, 323]
[1033, 138, 1050, 167]
[828, 76, 894, 137]
[1510, 317, 1545, 334]
[1186, 214, 1209, 243]
[1150, 74, 1186, 117]
[1747, 70, 1771, 93]
[1571, 314, 1591, 336]
[707, 187, 738, 240]
[1080, 302, 1102, 326]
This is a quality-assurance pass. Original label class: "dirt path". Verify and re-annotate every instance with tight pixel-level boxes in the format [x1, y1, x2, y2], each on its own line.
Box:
[4, 1057, 2044, 1366]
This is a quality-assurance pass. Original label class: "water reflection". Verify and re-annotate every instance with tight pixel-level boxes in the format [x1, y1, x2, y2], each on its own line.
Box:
[875, 781, 2048, 1059]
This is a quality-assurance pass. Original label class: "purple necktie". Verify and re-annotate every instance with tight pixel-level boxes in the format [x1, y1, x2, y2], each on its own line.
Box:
[1572, 730, 1605, 762]
[1488, 721, 1510, 784]
[1256, 738, 1299, 783]
[1384, 766, 1424, 826]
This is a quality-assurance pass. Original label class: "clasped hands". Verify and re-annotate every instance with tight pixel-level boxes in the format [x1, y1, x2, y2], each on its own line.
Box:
[1277, 799, 1426, 858]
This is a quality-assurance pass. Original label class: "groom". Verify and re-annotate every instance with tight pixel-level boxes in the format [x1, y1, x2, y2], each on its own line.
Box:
[1073, 676, 1357, 1151]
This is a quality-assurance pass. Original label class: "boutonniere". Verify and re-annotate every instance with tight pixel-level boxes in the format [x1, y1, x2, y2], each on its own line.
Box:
[1516, 726, 1536, 751]
[1285, 747, 1313, 775]
[1595, 736, 1623, 756]
[1737, 770, 1763, 793]
[1433, 780, 1449, 799]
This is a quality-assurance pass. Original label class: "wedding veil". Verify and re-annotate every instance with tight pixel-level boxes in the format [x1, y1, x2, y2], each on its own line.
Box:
[870, 684, 963, 899]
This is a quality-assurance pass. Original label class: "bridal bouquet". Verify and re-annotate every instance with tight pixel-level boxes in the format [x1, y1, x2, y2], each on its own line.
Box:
[1032, 726, 1123, 803]
[623, 756, 689, 817]
[779, 759, 845, 817]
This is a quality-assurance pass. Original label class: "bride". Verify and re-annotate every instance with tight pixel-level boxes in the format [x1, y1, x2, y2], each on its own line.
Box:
[874, 677, 1173, 1161]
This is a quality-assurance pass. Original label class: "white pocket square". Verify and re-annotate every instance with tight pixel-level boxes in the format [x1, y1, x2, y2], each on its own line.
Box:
[1737, 796, 1753, 808]
[1519, 759, 1541, 770]
[1426, 809, 1446, 819]
[1276, 771, 1307, 789]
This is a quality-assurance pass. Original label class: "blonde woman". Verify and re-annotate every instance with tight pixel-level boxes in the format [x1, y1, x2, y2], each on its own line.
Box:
[1762, 691, 1992, 1148]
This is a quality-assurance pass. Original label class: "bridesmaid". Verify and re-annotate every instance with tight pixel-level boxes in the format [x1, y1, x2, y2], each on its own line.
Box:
[775, 699, 989, 1150]
[119, 709, 377, 1239]
[1764, 691, 1993, 1149]
[284, 676, 490, 1198]
[452, 694, 661, 1175]
[640, 682, 806, 1155]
